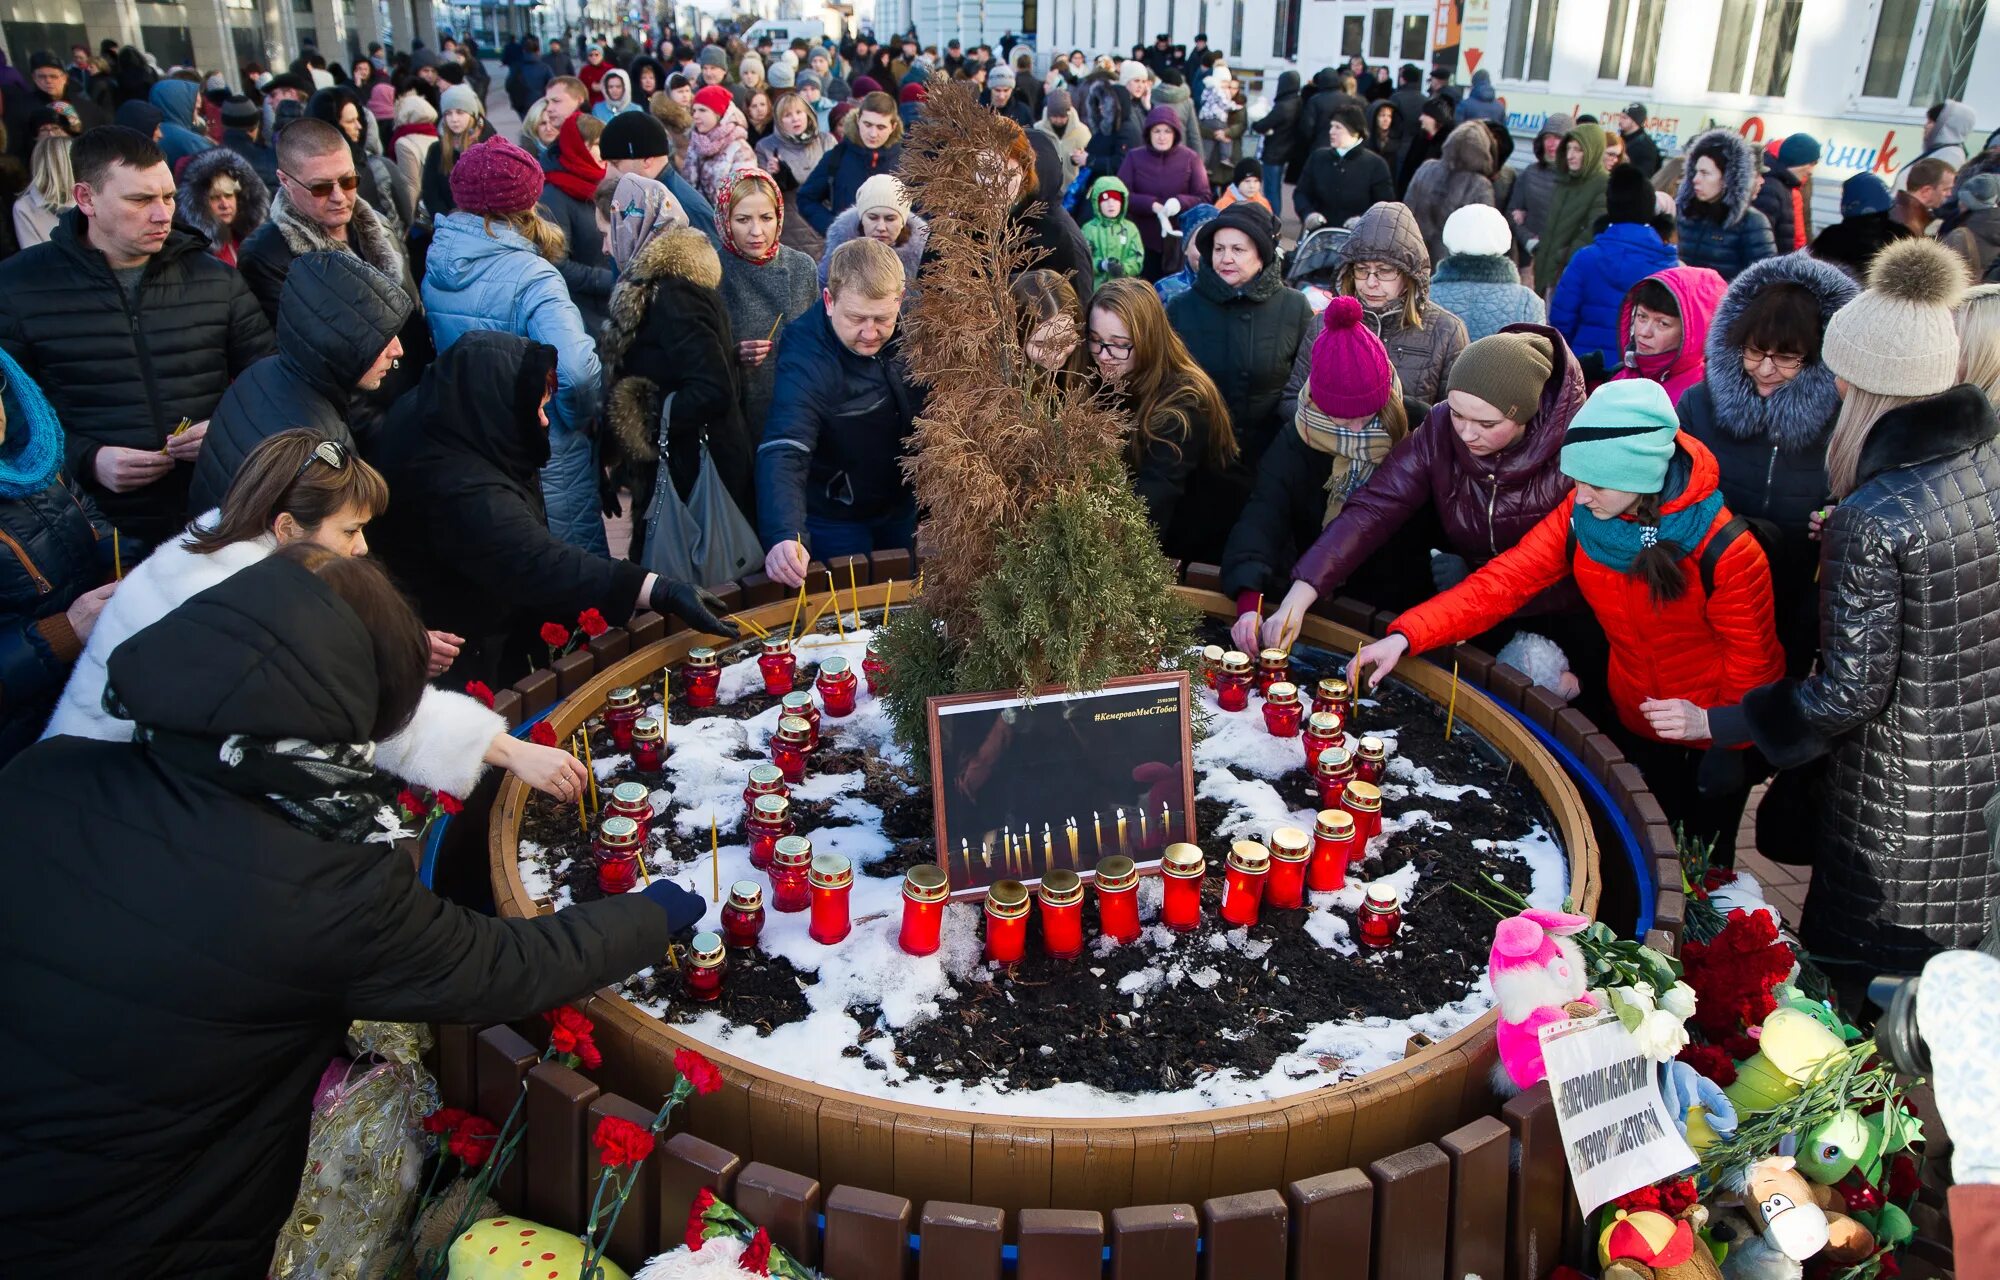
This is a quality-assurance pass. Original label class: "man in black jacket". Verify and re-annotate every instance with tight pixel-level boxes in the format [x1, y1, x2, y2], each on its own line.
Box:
[1293, 106, 1394, 228]
[4, 52, 109, 160]
[758, 239, 921, 586]
[0, 127, 272, 551]
[189, 252, 411, 513]
[1616, 103, 1662, 179]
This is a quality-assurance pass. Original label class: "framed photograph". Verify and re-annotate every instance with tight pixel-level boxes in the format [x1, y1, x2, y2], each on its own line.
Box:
[925, 673, 1197, 897]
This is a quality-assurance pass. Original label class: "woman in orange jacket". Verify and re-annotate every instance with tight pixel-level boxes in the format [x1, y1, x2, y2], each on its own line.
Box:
[1349, 378, 1785, 855]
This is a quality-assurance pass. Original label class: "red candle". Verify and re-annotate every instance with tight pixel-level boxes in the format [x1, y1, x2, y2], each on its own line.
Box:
[1255, 647, 1290, 696]
[1201, 644, 1224, 689]
[862, 642, 888, 696]
[1301, 711, 1344, 774]
[808, 853, 853, 944]
[683, 647, 722, 708]
[1355, 736, 1388, 785]
[757, 637, 797, 698]
[983, 880, 1031, 964]
[1160, 843, 1206, 931]
[769, 834, 812, 911]
[1267, 827, 1311, 909]
[771, 715, 813, 783]
[1093, 854, 1141, 943]
[1220, 840, 1270, 928]
[684, 930, 726, 1001]
[1261, 681, 1303, 738]
[746, 794, 794, 870]
[815, 655, 859, 719]
[1309, 810, 1356, 891]
[606, 780, 652, 832]
[1358, 882, 1403, 948]
[604, 686, 642, 751]
[1313, 745, 1356, 810]
[1216, 650, 1253, 712]
[595, 815, 642, 894]
[779, 691, 820, 750]
[1312, 676, 1351, 721]
[898, 864, 950, 956]
[721, 880, 766, 948]
[1038, 869, 1085, 960]
[742, 762, 788, 816]
[630, 717, 664, 772]
[1341, 780, 1382, 854]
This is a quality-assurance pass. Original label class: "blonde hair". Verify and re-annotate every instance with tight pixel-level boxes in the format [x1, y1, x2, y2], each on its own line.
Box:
[1338, 262, 1425, 330]
[29, 134, 74, 213]
[827, 237, 906, 301]
[1957, 285, 2000, 404]
[481, 208, 569, 263]
[1825, 386, 1917, 498]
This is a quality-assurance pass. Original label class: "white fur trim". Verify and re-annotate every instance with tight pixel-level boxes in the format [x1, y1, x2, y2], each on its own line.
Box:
[373, 687, 504, 796]
[635, 1235, 759, 1279]
[1489, 935, 1588, 1020]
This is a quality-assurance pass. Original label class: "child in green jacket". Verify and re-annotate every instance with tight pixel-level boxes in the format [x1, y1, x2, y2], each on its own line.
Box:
[1082, 176, 1145, 291]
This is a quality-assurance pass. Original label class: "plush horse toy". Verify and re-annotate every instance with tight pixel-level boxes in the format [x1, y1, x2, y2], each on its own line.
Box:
[1490, 907, 1602, 1091]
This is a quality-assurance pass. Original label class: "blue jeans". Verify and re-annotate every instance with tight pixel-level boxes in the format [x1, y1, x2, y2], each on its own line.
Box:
[541, 421, 608, 555]
[1263, 162, 1286, 207]
[805, 501, 918, 559]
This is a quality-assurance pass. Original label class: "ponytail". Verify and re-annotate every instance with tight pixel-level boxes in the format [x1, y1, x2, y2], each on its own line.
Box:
[1626, 491, 1689, 605]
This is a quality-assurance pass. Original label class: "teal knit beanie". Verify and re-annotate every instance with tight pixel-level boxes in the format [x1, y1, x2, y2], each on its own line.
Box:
[1560, 380, 1680, 493]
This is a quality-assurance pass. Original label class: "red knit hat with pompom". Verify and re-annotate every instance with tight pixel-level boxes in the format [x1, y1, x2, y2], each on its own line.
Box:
[1308, 295, 1396, 419]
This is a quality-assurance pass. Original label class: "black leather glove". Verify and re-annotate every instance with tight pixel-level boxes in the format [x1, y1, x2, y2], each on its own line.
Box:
[597, 464, 623, 519]
[1696, 744, 1748, 800]
[650, 578, 740, 639]
[641, 879, 706, 932]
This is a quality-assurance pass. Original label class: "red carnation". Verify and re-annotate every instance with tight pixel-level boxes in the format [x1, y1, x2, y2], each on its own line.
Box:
[437, 792, 463, 816]
[541, 622, 572, 649]
[544, 1005, 602, 1069]
[1878, 1253, 1901, 1280]
[741, 1226, 773, 1276]
[674, 1047, 725, 1096]
[1703, 867, 1738, 891]
[1886, 1154, 1920, 1203]
[578, 608, 608, 638]
[1660, 1178, 1699, 1214]
[397, 788, 423, 817]
[528, 720, 559, 747]
[591, 1114, 657, 1168]
[1613, 1186, 1665, 1213]
[464, 680, 495, 708]
[1723, 1032, 1762, 1061]
[1676, 1043, 1739, 1086]
[421, 1106, 471, 1136]
[449, 1115, 500, 1169]
[685, 1187, 718, 1251]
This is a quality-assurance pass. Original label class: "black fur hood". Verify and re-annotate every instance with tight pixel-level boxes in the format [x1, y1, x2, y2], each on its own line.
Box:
[1678, 128, 1759, 227]
[1701, 251, 1859, 451]
[173, 146, 270, 247]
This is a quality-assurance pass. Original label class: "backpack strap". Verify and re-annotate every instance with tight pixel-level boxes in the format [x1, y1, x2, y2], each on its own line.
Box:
[1697, 514, 1752, 597]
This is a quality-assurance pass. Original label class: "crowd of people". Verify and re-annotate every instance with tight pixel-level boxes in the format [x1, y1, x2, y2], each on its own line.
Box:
[0, 23, 1998, 1270]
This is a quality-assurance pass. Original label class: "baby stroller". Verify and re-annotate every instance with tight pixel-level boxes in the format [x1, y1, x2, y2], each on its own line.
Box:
[1286, 218, 1350, 290]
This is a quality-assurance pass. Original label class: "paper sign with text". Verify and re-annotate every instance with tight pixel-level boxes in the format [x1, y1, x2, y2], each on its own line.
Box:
[1540, 1014, 1697, 1214]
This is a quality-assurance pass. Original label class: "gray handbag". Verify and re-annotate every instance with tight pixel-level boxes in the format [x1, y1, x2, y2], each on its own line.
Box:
[640, 390, 763, 588]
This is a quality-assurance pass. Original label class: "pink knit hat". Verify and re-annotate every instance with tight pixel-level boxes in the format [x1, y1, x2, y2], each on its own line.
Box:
[449, 136, 547, 217]
[1308, 296, 1395, 418]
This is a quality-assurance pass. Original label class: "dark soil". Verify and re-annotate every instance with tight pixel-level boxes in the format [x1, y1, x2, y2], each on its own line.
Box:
[514, 621, 1559, 1095]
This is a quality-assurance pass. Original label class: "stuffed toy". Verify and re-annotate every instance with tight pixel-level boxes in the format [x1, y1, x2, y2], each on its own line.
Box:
[449, 1217, 631, 1280]
[1599, 1206, 1727, 1280]
[1724, 1008, 1847, 1114]
[1712, 1156, 1875, 1280]
[1660, 1060, 1739, 1150]
[1490, 907, 1603, 1091]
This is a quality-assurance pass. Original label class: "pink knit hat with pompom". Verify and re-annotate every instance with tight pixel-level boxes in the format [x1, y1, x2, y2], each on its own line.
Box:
[1308, 296, 1395, 419]
[449, 136, 547, 218]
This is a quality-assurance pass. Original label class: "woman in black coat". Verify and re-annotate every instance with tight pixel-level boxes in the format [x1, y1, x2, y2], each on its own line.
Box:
[0, 547, 705, 1274]
[1395, 96, 1452, 199]
[1251, 69, 1301, 192]
[364, 331, 734, 684]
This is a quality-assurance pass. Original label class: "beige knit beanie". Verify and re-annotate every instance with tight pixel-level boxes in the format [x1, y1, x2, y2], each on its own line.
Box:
[1822, 238, 1971, 396]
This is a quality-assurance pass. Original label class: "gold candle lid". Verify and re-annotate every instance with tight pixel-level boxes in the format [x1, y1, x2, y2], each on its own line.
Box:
[1227, 840, 1271, 874]
[728, 880, 764, 911]
[1314, 808, 1357, 837]
[775, 714, 813, 740]
[780, 691, 815, 715]
[599, 815, 641, 845]
[746, 763, 786, 789]
[752, 793, 791, 821]
[1357, 736, 1387, 761]
[1270, 827, 1311, 861]
[1202, 643, 1225, 663]
[608, 685, 640, 708]
[1258, 647, 1289, 667]
[1266, 681, 1299, 705]
[903, 864, 950, 903]
[611, 781, 650, 807]
[1314, 745, 1354, 775]
[1220, 649, 1253, 674]
[985, 879, 1031, 918]
[762, 635, 793, 656]
[1092, 854, 1138, 892]
[690, 930, 726, 966]
[1364, 882, 1402, 910]
[818, 655, 852, 679]
[1038, 868, 1084, 907]
[1306, 711, 1343, 736]
[1162, 842, 1207, 877]
[686, 646, 719, 668]
[808, 852, 852, 889]
[632, 716, 662, 740]
[772, 834, 813, 868]
[1344, 780, 1382, 812]
[1316, 676, 1351, 701]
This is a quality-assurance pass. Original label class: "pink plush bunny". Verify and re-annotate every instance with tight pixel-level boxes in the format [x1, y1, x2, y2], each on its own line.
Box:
[1490, 907, 1603, 1092]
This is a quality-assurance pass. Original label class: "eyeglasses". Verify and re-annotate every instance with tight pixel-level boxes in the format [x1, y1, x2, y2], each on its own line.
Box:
[1743, 348, 1806, 374]
[281, 170, 359, 199]
[1086, 335, 1134, 357]
[1352, 264, 1401, 284]
[291, 438, 350, 486]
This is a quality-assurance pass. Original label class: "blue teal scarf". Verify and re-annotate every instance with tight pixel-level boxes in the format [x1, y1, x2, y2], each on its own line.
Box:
[0, 348, 63, 499]
[1569, 454, 1724, 573]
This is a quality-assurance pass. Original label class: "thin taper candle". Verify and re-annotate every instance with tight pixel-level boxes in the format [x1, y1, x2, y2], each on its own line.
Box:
[711, 814, 721, 901]
[880, 578, 894, 625]
[826, 571, 847, 639]
[1444, 658, 1462, 740]
[788, 569, 808, 639]
[846, 559, 862, 624]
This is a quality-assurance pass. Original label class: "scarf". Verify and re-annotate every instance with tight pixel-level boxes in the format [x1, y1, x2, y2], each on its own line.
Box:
[1622, 345, 1678, 383]
[130, 720, 393, 842]
[1296, 394, 1398, 526]
[0, 348, 63, 498]
[717, 166, 783, 264]
[545, 113, 607, 201]
[1569, 455, 1725, 574]
[392, 121, 438, 144]
[609, 172, 688, 269]
[687, 105, 750, 164]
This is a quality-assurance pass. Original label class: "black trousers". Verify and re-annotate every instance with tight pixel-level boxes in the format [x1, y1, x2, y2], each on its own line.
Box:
[1609, 722, 1756, 869]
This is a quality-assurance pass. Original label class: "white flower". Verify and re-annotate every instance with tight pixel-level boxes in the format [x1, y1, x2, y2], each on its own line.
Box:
[1631, 1007, 1692, 1061]
[1659, 981, 1698, 1021]
[1614, 984, 1659, 1013]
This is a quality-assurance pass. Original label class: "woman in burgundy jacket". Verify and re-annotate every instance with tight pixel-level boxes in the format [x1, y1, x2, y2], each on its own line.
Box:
[1118, 104, 1213, 278]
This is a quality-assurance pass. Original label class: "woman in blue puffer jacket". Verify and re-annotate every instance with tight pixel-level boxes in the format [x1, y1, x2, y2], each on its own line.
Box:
[1549, 163, 1677, 374]
[421, 137, 606, 555]
[1675, 128, 1776, 281]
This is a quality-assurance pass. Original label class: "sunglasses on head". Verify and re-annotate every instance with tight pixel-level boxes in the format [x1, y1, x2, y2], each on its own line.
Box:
[291, 438, 350, 485]
[282, 170, 359, 199]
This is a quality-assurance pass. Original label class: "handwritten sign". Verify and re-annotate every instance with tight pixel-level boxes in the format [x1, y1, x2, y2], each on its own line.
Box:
[1540, 1015, 1697, 1214]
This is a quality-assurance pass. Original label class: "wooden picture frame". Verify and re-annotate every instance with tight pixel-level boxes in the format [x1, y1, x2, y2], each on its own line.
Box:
[924, 672, 1197, 897]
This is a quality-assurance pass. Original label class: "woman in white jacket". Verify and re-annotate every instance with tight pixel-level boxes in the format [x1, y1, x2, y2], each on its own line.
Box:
[44, 430, 587, 803]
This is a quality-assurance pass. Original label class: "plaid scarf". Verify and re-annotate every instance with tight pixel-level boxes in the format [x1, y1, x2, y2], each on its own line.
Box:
[1296, 394, 1400, 527]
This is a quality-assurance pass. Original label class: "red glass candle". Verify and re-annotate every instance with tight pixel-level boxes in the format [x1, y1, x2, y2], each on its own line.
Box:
[1201, 644, 1225, 688]
[595, 816, 642, 894]
[1038, 869, 1085, 960]
[898, 865, 950, 956]
[1256, 647, 1290, 696]
[769, 834, 812, 911]
[1341, 780, 1382, 853]
[771, 715, 813, 783]
[630, 717, 664, 771]
[684, 930, 726, 1001]
[779, 692, 820, 750]
[757, 637, 797, 698]
[1355, 736, 1388, 786]
[746, 794, 794, 870]
[1358, 883, 1403, 949]
[1262, 681, 1303, 738]
[1216, 650, 1253, 712]
[808, 853, 853, 944]
[606, 780, 652, 832]
[1313, 745, 1356, 810]
[1301, 711, 1344, 774]
[1267, 827, 1311, 909]
[1312, 676, 1351, 721]
[1309, 810, 1357, 891]
[983, 880, 1031, 965]
[721, 880, 766, 949]
[604, 686, 642, 751]
[1160, 842, 1206, 931]
[684, 647, 722, 708]
[862, 642, 888, 696]
[742, 763, 788, 816]
[1093, 855, 1141, 943]
[815, 655, 859, 719]
[1220, 840, 1270, 928]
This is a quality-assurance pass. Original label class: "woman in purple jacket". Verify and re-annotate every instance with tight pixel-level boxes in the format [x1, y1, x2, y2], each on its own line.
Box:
[1118, 104, 1213, 278]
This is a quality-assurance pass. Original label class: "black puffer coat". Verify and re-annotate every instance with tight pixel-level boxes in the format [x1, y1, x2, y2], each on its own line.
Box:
[0, 553, 677, 1274]
[365, 332, 649, 684]
[1729, 386, 2000, 970]
[190, 251, 412, 513]
[1677, 253, 1856, 674]
[0, 210, 273, 548]
[1675, 130, 1777, 281]
[1251, 71, 1303, 168]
